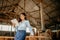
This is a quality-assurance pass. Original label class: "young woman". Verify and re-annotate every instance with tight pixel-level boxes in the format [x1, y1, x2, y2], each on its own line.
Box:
[12, 13, 34, 40]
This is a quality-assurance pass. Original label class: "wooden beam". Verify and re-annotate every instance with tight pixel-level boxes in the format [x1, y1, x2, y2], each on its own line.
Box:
[0, 18, 10, 23]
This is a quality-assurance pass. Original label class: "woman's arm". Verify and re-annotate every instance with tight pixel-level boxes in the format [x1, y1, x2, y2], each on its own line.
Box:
[11, 23, 16, 27]
[12, 23, 18, 27]
[26, 20, 34, 36]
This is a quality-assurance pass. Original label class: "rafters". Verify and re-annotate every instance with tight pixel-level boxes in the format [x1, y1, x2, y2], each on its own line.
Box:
[0, 0, 60, 28]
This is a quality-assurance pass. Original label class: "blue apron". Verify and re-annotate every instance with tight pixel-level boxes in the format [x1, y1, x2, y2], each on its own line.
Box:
[14, 30, 26, 40]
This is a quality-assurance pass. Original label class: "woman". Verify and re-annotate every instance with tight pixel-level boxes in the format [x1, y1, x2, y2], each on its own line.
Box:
[12, 13, 34, 40]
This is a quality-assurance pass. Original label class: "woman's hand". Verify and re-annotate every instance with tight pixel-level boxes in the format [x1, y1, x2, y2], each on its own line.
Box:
[30, 33, 34, 36]
[11, 22, 16, 27]
[30, 35, 34, 36]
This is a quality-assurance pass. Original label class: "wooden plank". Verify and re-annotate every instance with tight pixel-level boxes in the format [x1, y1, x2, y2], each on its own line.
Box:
[0, 36, 49, 38]
[0, 36, 50, 40]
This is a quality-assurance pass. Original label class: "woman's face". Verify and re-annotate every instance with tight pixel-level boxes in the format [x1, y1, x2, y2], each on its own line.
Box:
[20, 14, 25, 20]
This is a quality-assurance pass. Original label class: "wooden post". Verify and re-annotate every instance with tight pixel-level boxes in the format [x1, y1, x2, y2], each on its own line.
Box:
[40, 0, 45, 31]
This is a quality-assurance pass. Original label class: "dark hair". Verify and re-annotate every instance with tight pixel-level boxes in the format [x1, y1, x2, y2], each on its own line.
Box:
[18, 13, 27, 22]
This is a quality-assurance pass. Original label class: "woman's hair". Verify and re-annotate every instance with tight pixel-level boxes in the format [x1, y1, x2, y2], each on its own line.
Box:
[18, 13, 27, 22]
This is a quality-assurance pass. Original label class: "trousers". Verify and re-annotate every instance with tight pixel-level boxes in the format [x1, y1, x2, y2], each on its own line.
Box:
[14, 30, 26, 40]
